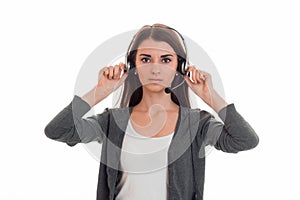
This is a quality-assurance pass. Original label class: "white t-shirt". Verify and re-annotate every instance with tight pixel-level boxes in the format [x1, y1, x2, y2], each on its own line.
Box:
[115, 119, 174, 200]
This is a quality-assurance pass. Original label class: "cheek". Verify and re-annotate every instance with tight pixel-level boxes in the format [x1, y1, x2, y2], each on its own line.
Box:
[135, 59, 141, 66]
[161, 68, 177, 85]
[136, 65, 151, 76]
[162, 64, 177, 75]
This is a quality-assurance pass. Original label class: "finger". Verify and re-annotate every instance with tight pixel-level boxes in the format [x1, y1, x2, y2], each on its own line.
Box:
[101, 67, 109, 77]
[184, 75, 193, 88]
[113, 65, 120, 79]
[187, 65, 195, 75]
[119, 62, 126, 75]
[201, 71, 210, 81]
[120, 62, 128, 73]
[115, 72, 128, 90]
[197, 70, 205, 83]
[119, 71, 128, 83]
[199, 70, 207, 82]
[192, 68, 197, 84]
[187, 65, 198, 83]
[108, 66, 114, 79]
[119, 62, 125, 70]
[195, 70, 203, 84]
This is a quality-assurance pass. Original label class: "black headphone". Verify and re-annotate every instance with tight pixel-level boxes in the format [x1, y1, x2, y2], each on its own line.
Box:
[124, 26, 189, 76]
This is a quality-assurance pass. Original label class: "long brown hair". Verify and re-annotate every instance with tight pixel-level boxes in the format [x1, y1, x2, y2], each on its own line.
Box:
[119, 24, 191, 108]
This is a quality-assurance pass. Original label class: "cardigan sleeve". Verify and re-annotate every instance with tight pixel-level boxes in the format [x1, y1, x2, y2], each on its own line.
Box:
[44, 95, 109, 147]
[201, 103, 259, 153]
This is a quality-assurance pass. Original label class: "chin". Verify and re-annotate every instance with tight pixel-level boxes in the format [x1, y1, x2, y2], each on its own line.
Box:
[143, 84, 166, 93]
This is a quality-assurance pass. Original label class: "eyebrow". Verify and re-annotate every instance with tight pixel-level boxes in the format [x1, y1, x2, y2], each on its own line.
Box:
[139, 54, 174, 57]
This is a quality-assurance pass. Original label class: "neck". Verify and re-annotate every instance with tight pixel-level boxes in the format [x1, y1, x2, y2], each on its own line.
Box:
[135, 89, 178, 112]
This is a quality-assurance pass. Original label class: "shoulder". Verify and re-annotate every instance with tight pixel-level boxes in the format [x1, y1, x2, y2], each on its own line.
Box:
[184, 107, 217, 141]
[99, 107, 131, 120]
[180, 107, 215, 130]
[94, 107, 127, 120]
[184, 107, 214, 120]
[102, 107, 130, 113]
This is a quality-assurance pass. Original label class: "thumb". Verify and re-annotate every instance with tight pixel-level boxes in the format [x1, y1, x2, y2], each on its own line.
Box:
[120, 72, 128, 82]
[115, 72, 128, 89]
[184, 75, 193, 88]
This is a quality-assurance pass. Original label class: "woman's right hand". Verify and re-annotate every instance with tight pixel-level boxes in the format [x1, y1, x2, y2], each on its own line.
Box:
[97, 62, 128, 91]
[82, 62, 128, 107]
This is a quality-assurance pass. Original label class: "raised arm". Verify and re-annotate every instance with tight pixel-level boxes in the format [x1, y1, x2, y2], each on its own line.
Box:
[201, 103, 259, 153]
[44, 63, 128, 146]
[184, 66, 259, 153]
[44, 95, 109, 146]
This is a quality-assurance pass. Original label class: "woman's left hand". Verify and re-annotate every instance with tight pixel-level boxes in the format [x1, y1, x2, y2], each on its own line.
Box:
[184, 65, 229, 113]
[184, 66, 215, 106]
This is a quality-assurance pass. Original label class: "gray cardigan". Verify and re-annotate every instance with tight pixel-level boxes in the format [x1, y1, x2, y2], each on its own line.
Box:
[44, 95, 259, 200]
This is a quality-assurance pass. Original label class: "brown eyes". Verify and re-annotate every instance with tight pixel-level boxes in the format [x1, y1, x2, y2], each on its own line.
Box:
[141, 57, 151, 63]
[162, 58, 172, 63]
[140, 57, 172, 63]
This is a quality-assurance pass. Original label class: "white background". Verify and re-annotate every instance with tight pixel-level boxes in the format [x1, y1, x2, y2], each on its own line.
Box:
[1, 0, 299, 199]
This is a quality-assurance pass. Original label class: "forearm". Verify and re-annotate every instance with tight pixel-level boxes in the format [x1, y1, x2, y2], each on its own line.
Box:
[82, 86, 98, 107]
[207, 89, 229, 113]
[82, 86, 109, 107]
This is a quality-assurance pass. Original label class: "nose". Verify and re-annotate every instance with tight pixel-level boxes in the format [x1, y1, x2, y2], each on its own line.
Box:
[151, 64, 161, 75]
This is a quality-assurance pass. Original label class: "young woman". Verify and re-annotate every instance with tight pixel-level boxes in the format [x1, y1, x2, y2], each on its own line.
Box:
[45, 24, 259, 200]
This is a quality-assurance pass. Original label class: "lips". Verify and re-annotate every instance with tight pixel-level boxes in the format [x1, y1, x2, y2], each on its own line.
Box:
[148, 79, 163, 81]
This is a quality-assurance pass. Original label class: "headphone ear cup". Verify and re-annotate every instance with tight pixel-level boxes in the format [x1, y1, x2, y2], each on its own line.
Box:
[181, 61, 187, 75]
[126, 53, 136, 71]
[125, 55, 131, 72]
[177, 59, 186, 75]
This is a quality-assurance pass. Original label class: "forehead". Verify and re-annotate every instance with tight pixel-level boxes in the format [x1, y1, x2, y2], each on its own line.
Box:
[137, 39, 176, 55]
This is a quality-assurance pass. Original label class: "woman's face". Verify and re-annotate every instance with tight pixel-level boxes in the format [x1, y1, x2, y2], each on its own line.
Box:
[135, 39, 178, 93]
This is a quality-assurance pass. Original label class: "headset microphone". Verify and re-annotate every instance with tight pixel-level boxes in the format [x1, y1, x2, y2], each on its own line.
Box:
[164, 78, 187, 94]
[164, 71, 191, 94]
[164, 87, 172, 94]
